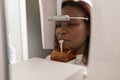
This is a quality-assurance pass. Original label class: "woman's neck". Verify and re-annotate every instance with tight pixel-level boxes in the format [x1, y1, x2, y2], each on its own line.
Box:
[75, 42, 86, 55]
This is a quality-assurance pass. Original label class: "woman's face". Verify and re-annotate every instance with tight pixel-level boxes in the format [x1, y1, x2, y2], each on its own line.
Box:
[56, 6, 89, 50]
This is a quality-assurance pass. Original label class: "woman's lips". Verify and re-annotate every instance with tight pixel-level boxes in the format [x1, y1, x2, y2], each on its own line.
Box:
[58, 39, 70, 42]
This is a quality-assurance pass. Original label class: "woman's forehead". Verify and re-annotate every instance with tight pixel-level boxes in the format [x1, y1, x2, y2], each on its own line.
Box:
[62, 6, 85, 17]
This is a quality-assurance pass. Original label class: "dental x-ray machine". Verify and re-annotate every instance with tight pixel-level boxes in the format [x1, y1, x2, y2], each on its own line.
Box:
[1, 0, 120, 80]
[39, 0, 120, 80]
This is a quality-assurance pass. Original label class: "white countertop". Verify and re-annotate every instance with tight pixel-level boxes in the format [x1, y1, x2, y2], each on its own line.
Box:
[9, 58, 86, 80]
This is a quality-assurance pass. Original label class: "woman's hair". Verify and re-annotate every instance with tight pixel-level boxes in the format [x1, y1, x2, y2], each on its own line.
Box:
[55, 0, 91, 65]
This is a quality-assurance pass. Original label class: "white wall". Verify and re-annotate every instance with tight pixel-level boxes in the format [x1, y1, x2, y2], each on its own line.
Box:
[5, 0, 23, 62]
[0, 0, 8, 79]
[4, 0, 51, 62]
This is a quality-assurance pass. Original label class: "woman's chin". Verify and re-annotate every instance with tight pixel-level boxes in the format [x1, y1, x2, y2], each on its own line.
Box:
[63, 45, 73, 51]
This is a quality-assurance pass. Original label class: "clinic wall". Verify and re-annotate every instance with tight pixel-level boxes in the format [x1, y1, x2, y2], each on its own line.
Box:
[26, 0, 52, 58]
[5, 0, 23, 62]
[0, 0, 9, 79]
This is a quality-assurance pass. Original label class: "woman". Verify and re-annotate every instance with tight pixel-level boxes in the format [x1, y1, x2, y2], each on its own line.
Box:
[47, 0, 91, 66]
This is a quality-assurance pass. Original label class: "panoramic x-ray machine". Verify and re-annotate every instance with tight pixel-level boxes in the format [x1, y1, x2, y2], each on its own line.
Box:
[40, 0, 120, 80]
[1, 0, 120, 80]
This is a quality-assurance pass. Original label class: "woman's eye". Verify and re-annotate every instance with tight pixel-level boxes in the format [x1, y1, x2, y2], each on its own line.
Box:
[68, 23, 78, 27]
[56, 21, 79, 28]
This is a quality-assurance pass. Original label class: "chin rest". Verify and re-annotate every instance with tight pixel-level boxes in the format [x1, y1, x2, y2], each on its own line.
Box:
[50, 49, 76, 62]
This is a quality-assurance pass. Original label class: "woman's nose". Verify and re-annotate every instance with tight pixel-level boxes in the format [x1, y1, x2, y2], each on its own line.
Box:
[57, 26, 67, 35]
